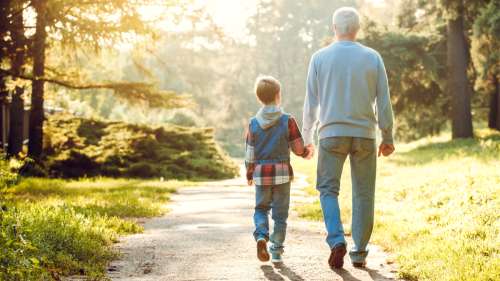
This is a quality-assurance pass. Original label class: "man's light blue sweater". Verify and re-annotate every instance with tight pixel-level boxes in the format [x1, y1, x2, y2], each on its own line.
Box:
[302, 40, 394, 145]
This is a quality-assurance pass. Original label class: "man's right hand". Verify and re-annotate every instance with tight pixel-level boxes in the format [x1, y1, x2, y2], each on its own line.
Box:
[378, 143, 395, 157]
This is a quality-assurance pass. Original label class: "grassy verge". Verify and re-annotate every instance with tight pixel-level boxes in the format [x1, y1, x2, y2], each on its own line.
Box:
[292, 129, 500, 281]
[0, 177, 196, 280]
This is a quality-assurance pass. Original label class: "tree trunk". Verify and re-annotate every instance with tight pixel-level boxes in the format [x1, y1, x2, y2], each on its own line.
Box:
[488, 75, 499, 130]
[0, 1, 10, 151]
[495, 75, 500, 130]
[447, 1, 474, 139]
[0, 79, 7, 151]
[7, 1, 26, 157]
[28, 0, 47, 159]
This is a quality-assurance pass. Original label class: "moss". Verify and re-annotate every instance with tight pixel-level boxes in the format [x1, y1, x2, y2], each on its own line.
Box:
[40, 114, 239, 179]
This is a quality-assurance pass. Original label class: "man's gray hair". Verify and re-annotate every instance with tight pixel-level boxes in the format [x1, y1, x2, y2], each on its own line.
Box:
[332, 7, 360, 36]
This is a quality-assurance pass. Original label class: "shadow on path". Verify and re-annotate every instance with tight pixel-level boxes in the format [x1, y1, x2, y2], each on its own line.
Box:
[275, 263, 305, 281]
[362, 267, 397, 281]
[334, 268, 363, 281]
[260, 265, 285, 281]
[261, 263, 308, 281]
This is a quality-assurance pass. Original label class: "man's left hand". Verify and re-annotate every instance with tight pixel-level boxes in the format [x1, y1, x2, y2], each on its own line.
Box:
[378, 143, 395, 157]
[305, 144, 315, 159]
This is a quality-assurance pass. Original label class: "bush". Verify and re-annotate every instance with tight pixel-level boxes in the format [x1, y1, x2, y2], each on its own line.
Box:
[0, 157, 21, 188]
[42, 114, 239, 180]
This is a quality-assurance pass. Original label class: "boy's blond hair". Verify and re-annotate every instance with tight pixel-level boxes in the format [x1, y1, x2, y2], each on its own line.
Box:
[254, 75, 281, 105]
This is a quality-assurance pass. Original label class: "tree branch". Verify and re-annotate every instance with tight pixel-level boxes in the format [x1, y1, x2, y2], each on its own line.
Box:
[0, 68, 152, 90]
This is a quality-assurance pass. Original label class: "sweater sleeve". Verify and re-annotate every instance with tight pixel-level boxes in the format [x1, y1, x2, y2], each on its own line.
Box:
[302, 55, 320, 145]
[376, 54, 395, 144]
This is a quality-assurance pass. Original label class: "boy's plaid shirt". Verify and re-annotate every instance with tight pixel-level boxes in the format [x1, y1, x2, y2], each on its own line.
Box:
[245, 116, 309, 186]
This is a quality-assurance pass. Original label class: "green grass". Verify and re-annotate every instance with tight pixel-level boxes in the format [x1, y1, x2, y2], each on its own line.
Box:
[0, 177, 196, 280]
[293, 129, 500, 281]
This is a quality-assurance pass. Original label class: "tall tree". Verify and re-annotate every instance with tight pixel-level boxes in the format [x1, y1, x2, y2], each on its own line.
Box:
[445, 0, 474, 138]
[7, 0, 28, 156]
[0, 1, 12, 151]
[28, 0, 48, 158]
[472, 1, 500, 130]
[19, 0, 189, 159]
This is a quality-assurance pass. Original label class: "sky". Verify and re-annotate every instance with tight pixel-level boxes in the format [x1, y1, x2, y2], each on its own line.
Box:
[133, 0, 387, 48]
[203, 0, 258, 40]
[203, 0, 386, 39]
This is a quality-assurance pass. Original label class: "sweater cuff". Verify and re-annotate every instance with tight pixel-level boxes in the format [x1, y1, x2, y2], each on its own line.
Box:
[381, 128, 394, 144]
[302, 129, 314, 145]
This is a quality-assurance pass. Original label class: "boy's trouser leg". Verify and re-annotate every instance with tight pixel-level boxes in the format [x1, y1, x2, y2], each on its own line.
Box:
[253, 185, 272, 241]
[317, 137, 350, 249]
[349, 138, 377, 263]
[269, 182, 291, 254]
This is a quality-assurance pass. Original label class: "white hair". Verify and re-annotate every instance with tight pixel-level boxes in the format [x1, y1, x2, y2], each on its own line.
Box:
[332, 7, 360, 36]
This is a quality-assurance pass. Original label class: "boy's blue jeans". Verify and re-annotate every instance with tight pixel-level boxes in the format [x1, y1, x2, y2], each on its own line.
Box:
[253, 182, 291, 254]
[317, 137, 377, 263]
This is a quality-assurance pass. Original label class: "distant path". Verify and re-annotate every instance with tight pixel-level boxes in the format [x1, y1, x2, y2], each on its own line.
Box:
[107, 169, 402, 281]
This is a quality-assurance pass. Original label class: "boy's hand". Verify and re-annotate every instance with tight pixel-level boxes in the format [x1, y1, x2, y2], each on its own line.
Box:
[378, 143, 395, 157]
[247, 179, 254, 186]
[305, 144, 315, 159]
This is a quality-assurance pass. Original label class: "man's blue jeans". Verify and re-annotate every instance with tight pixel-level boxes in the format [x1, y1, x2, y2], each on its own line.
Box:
[317, 137, 377, 263]
[253, 182, 291, 254]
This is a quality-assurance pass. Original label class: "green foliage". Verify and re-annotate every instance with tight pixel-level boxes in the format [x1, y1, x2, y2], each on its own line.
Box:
[1, 176, 192, 280]
[295, 129, 500, 281]
[361, 20, 449, 141]
[0, 157, 20, 188]
[40, 114, 239, 180]
[0, 208, 49, 281]
[472, 1, 500, 97]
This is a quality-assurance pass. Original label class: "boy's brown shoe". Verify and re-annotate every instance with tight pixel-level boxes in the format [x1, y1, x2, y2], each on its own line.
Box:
[352, 261, 366, 268]
[329, 243, 347, 269]
[257, 238, 270, 262]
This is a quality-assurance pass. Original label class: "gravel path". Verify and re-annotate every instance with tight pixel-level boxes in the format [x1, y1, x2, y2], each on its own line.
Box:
[107, 173, 402, 281]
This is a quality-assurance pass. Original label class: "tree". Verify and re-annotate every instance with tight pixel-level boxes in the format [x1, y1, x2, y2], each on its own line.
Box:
[7, 0, 28, 156]
[361, 20, 449, 141]
[28, 0, 48, 158]
[0, 0, 191, 159]
[0, 1, 12, 151]
[472, 1, 500, 130]
[445, 0, 474, 138]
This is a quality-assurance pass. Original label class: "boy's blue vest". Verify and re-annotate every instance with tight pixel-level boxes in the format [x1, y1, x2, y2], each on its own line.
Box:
[250, 114, 290, 165]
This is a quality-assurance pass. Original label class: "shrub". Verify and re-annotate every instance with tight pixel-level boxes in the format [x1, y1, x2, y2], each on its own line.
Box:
[42, 114, 239, 180]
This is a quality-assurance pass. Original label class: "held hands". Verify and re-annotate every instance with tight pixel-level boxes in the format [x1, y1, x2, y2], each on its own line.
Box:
[378, 143, 395, 157]
[247, 179, 254, 186]
[304, 144, 315, 160]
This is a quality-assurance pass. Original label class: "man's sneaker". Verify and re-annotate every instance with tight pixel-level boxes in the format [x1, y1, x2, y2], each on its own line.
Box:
[352, 261, 366, 268]
[271, 252, 283, 263]
[256, 238, 270, 262]
[328, 243, 347, 269]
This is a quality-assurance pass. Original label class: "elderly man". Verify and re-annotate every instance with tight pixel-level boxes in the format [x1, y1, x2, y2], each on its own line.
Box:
[302, 7, 395, 269]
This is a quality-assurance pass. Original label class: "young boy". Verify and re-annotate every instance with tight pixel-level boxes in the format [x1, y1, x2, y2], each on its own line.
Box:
[245, 75, 312, 263]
